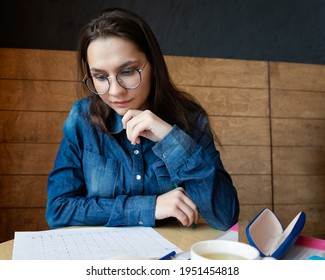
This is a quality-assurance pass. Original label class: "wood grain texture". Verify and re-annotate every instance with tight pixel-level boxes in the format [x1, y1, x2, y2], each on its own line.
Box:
[181, 86, 270, 117]
[0, 208, 49, 242]
[0, 80, 80, 111]
[0, 143, 59, 174]
[232, 175, 272, 205]
[211, 116, 270, 146]
[271, 89, 325, 119]
[0, 176, 47, 207]
[273, 175, 325, 204]
[0, 48, 78, 81]
[272, 118, 325, 147]
[165, 56, 268, 88]
[272, 147, 325, 175]
[270, 61, 325, 239]
[270, 61, 325, 92]
[0, 111, 67, 143]
[221, 146, 271, 175]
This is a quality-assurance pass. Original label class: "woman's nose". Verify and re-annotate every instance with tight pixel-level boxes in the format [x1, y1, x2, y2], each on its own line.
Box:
[108, 78, 126, 96]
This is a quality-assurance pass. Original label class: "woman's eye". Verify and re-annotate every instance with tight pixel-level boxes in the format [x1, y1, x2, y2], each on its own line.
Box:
[94, 75, 107, 81]
[119, 68, 136, 76]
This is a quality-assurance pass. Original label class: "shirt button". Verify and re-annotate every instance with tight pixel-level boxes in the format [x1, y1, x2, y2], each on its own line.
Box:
[162, 153, 167, 158]
[134, 150, 139, 155]
[136, 175, 141, 180]
[138, 221, 144, 225]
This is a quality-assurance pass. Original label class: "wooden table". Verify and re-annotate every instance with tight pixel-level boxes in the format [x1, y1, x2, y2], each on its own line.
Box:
[0, 223, 224, 260]
[0, 239, 14, 260]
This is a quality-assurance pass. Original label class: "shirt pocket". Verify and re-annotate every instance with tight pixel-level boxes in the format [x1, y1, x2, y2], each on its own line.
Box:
[83, 150, 120, 198]
[152, 160, 174, 193]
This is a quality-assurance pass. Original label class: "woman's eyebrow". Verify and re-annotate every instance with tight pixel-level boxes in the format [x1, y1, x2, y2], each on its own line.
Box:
[89, 68, 106, 73]
[118, 60, 138, 69]
[89, 60, 139, 74]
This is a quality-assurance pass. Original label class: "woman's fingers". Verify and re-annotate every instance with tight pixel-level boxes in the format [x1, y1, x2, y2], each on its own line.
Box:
[122, 109, 172, 144]
[180, 190, 199, 225]
[122, 109, 143, 144]
[155, 187, 199, 227]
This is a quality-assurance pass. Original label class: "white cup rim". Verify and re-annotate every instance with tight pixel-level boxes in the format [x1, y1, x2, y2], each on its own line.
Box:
[191, 240, 260, 260]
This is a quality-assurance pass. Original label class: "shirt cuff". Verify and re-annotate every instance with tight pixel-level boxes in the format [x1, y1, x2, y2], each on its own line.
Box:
[125, 195, 157, 227]
[152, 125, 199, 172]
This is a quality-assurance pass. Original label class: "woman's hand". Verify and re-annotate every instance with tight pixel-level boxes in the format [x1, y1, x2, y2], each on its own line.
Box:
[122, 109, 173, 145]
[155, 187, 199, 227]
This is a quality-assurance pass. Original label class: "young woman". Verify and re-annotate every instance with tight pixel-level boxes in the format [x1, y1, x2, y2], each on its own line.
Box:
[46, 8, 239, 231]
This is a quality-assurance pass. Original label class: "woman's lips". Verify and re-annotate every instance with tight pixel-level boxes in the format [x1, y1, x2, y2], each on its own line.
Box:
[112, 99, 133, 107]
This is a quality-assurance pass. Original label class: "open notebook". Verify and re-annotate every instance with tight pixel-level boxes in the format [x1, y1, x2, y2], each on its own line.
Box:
[12, 227, 181, 260]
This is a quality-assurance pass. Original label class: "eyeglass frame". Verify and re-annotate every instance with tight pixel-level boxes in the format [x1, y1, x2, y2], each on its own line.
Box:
[82, 59, 149, 95]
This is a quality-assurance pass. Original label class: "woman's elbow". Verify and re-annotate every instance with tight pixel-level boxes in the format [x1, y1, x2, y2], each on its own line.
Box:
[45, 201, 67, 229]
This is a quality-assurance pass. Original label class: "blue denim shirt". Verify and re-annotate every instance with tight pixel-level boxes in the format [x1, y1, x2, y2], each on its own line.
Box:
[46, 98, 239, 230]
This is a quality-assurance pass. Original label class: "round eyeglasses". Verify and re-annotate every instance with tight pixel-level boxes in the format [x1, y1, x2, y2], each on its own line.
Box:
[83, 59, 149, 95]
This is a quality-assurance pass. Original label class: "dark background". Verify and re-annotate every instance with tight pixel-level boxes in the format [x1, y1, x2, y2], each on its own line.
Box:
[1, 0, 325, 64]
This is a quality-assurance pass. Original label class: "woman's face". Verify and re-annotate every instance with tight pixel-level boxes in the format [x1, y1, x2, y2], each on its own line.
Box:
[87, 36, 152, 116]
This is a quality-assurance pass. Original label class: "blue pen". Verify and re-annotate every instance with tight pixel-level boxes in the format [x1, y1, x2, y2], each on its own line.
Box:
[159, 250, 176, 260]
[307, 255, 325, 260]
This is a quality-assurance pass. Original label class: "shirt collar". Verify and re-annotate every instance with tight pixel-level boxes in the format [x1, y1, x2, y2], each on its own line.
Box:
[108, 111, 124, 134]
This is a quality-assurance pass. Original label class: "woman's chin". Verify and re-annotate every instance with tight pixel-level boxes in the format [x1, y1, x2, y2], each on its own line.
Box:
[111, 107, 129, 116]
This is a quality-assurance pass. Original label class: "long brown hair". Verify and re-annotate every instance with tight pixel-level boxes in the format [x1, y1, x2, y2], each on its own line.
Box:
[78, 8, 217, 142]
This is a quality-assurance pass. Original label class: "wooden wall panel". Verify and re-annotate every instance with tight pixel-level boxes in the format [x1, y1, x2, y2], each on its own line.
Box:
[180, 86, 269, 117]
[272, 119, 325, 147]
[165, 56, 268, 88]
[0, 111, 67, 143]
[0, 176, 47, 207]
[221, 146, 271, 175]
[0, 80, 79, 111]
[210, 117, 270, 146]
[0, 143, 59, 175]
[270, 62, 325, 91]
[232, 175, 272, 205]
[0, 209, 49, 242]
[273, 147, 325, 175]
[273, 175, 325, 205]
[0, 48, 78, 81]
[270, 61, 325, 239]
[271, 90, 325, 119]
